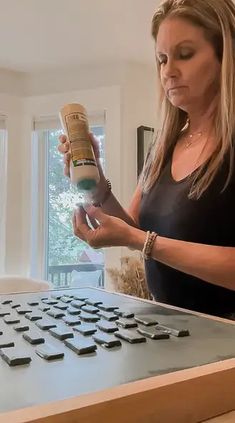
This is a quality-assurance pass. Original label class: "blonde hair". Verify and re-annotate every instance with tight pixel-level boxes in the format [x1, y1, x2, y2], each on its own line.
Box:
[141, 0, 235, 199]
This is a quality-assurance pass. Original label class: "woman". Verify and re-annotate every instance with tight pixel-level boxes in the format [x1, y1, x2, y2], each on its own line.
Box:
[59, 0, 235, 318]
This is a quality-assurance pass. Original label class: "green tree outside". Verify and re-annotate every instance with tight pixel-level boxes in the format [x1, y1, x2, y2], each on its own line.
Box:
[47, 127, 105, 267]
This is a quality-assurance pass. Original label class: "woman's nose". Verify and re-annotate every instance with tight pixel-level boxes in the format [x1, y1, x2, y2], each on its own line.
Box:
[162, 60, 179, 80]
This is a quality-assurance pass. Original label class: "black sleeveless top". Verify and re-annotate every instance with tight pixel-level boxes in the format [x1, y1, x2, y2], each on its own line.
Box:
[139, 154, 235, 317]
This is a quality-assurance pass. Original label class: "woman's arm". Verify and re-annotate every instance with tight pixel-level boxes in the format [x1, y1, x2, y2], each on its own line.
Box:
[100, 183, 142, 227]
[130, 228, 235, 290]
[73, 205, 235, 290]
[58, 134, 141, 228]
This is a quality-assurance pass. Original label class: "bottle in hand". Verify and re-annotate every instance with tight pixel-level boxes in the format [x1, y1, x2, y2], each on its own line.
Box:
[59, 103, 100, 193]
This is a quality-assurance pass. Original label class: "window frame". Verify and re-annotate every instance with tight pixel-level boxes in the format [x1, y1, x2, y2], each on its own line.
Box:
[31, 114, 106, 286]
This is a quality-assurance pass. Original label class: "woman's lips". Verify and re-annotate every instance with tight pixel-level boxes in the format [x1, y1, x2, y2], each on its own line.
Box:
[167, 86, 186, 95]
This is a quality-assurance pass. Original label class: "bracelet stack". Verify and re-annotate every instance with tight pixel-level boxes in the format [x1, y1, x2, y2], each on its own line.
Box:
[93, 179, 112, 207]
[142, 231, 158, 260]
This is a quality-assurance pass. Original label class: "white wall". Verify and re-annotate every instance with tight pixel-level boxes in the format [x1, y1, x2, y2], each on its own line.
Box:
[0, 62, 158, 282]
[120, 63, 158, 207]
[119, 64, 158, 259]
[24, 63, 131, 96]
[0, 69, 27, 96]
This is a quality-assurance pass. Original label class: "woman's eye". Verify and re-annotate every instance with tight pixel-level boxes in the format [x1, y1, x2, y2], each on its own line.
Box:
[158, 57, 167, 65]
[179, 52, 194, 60]
[157, 50, 194, 65]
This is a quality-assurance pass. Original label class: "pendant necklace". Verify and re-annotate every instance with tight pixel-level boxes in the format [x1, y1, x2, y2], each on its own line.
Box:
[185, 131, 203, 148]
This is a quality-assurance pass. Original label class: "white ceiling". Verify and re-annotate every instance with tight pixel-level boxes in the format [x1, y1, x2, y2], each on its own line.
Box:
[0, 0, 159, 73]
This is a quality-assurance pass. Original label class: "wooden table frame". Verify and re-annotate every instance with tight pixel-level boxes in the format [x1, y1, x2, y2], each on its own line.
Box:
[0, 289, 234, 423]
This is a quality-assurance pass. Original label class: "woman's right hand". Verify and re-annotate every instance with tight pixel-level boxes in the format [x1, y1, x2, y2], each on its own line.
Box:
[58, 132, 107, 201]
[58, 132, 101, 177]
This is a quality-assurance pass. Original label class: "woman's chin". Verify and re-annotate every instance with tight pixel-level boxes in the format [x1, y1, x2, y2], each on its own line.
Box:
[168, 98, 189, 110]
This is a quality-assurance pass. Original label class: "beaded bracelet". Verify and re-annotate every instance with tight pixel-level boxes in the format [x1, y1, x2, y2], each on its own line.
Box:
[93, 179, 112, 207]
[142, 231, 158, 260]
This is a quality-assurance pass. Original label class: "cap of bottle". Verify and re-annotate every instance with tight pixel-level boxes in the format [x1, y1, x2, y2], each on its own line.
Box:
[77, 178, 97, 191]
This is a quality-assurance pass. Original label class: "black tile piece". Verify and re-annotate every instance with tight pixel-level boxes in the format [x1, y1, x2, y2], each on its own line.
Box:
[51, 294, 62, 300]
[67, 307, 81, 316]
[71, 300, 86, 308]
[38, 305, 50, 312]
[60, 296, 73, 304]
[64, 338, 97, 355]
[1, 299, 12, 305]
[49, 327, 74, 340]
[155, 324, 190, 337]
[92, 332, 121, 348]
[134, 316, 158, 326]
[0, 339, 15, 348]
[4, 316, 20, 325]
[0, 348, 31, 366]
[73, 324, 97, 336]
[96, 321, 119, 333]
[0, 311, 11, 317]
[13, 324, 29, 332]
[116, 319, 138, 329]
[36, 344, 64, 360]
[81, 305, 99, 314]
[54, 303, 68, 311]
[42, 299, 58, 305]
[11, 303, 21, 309]
[97, 311, 119, 321]
[73, 295, 88, 301]
[23, 331, 45, 345]
[27, 301, 39, 306]
[62, 316, 81, 326]
[85, 299, 103, 306]
[137, 327, 169, 340]
[25, 313, 43, 321]
[17, 308, 33, 315]
[98, 304, 119, 312]
[114, 310, 134, 318]
[115, 329, 146, 344]
[46, 309, 66, 319]
[80, 313, 100, 323]
[36, 320, 57, 330]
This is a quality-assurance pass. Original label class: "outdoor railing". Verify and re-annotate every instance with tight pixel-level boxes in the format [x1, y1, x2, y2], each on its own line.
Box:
[48, 263, 105, 288]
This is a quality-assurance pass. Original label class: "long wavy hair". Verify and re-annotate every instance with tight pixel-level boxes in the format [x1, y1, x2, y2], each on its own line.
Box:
[141, 0, 235, 199]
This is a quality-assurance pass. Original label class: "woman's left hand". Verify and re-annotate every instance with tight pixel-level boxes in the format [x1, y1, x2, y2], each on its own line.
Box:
[72, 205, 135, 249]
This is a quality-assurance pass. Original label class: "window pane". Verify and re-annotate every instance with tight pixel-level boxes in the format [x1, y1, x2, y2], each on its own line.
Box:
[47, 126, 105, 288]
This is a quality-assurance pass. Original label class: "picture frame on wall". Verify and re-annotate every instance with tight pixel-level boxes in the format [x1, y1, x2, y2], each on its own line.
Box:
[137, 125, 154, 177]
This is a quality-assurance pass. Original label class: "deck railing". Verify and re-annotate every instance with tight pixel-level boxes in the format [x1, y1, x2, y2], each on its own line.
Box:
[48, 263, 105, 287]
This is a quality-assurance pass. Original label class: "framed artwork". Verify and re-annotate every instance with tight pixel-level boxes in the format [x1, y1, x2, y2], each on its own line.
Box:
[137, 125, 154, 176]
